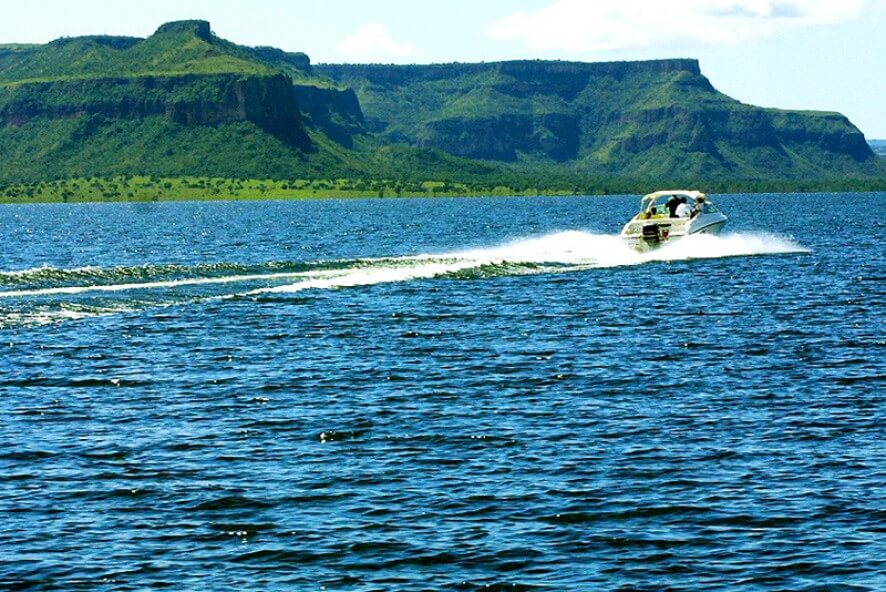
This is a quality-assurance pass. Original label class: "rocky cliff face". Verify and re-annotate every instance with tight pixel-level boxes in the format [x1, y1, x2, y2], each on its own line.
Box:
[318, 59, 876, 178]
[291, 84, 364, 147]
[154, 20, 213, 41]
[0, 20, 374, 183]
[246, 47, 313, 74]
[416, 112, 580, 162]
[0, 19, 880, 184]
[0, 73, 310, 147]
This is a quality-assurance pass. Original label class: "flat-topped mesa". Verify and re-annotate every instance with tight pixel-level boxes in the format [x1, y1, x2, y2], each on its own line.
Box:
[317, 57, 877, 172]
[154, 20, 213, 41]
[317, 58, 701, 85]
[498, 58, 700, 76]
[47, 35, 140, 50]
[247, 46, 313, 74]
[0, 17, 881, 183]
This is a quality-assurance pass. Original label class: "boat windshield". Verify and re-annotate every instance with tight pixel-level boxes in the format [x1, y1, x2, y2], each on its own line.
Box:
[638, 192, 716, 215]
[642, 194, 672, 211]
[639, 193, 683, 216]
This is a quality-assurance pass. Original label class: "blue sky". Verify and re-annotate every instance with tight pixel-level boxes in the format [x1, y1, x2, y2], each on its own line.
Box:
[3, 0, 884, 137]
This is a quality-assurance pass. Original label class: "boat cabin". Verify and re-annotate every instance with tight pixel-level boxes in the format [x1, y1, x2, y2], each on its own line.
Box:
[633, 190, 720, 220]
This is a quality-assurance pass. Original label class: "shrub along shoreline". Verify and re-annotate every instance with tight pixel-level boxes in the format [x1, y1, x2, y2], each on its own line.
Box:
[0, 175, 883, 203]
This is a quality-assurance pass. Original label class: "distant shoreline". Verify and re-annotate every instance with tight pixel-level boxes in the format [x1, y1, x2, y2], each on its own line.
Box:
[0, 176, 570, 204]
[1, 175, 884, 204]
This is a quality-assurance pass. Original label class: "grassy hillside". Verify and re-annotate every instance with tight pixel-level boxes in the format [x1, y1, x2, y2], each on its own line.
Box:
[0, 19, 883, 195]
[0, 20, 517, 186]
[0, 21, 277, 84]
[0, 21, 368, 184]
[318, 60, 884, 181]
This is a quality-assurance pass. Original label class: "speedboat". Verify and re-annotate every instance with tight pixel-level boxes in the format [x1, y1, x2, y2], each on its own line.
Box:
[620, 190, 727, 251]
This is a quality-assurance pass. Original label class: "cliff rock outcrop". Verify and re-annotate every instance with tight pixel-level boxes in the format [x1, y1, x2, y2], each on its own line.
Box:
[318, 59, 876, 178]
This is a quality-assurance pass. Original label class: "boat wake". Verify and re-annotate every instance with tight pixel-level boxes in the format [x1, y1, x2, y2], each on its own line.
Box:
[0, 231, 806, 327]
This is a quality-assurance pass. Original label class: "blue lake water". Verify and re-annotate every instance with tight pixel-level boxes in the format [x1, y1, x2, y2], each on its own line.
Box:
[1, 193, 884, 590]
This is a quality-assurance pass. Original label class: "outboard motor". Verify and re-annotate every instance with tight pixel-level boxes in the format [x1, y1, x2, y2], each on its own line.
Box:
[642, 224, 661, 242]
[641, 224, 670, 243]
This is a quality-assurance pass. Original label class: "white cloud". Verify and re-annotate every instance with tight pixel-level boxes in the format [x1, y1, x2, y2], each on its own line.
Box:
[487, 0, 868, 53]
[337, 24, 415, 62]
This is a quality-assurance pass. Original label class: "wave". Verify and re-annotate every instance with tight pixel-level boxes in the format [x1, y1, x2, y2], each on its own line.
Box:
[255, 231, 807, 295]
[0, 301, 147, 328]
[0, 268, 348, 299]
[0, 231, 807, 326]
[0, 260, 342, 288]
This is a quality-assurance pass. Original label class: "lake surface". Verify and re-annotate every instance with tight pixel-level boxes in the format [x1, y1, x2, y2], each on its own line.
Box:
[1, 193, 884, 591]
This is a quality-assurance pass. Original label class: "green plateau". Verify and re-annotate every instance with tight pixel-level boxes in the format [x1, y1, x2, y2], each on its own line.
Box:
[0, 19, 884, 202]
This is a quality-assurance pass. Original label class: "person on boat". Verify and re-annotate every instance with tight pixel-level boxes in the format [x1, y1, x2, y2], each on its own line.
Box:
[675, 196, 691, 217]
[690, 196, 706, 219]
[666, 195, 680, 218]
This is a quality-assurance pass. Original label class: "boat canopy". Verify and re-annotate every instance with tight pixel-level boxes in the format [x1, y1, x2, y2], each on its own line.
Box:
[640, 190, 706, 206]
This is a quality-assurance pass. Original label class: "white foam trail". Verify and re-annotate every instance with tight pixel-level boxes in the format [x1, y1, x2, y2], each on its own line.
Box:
[0, 269, 347, 298]
[0, 264, 75, 277]
[254, 260, 479, 295]
[0, 302, 148, 328]
[257, 231, 807, 295]
[253, 232, 620, 295]
[2, 308, 114, 327]
[450, 231, 635, 265]
[644, 232, 808, 262]
[0, 231, 807, 302]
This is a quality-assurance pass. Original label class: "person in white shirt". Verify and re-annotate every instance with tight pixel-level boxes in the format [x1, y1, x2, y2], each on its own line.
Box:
[675, 197, 691, 217]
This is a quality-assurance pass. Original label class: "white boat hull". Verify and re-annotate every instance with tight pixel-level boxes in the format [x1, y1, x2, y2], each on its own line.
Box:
[619, 190, 729, 251]
[621, 212, 728, 251]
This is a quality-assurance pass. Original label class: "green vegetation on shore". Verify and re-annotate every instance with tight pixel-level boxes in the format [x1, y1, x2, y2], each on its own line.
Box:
[1, 20, 884, 197]
[0, 176, 569, 203]
[1, 175, 883, 204]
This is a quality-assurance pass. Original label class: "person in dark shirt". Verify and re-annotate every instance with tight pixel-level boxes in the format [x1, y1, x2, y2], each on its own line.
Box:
[666, 195, 680, 218]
